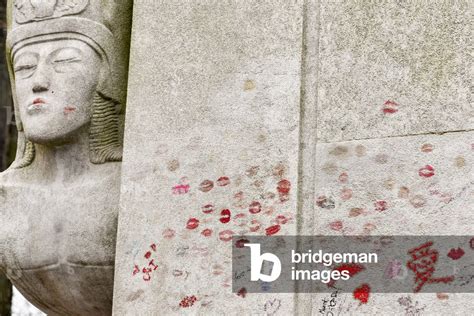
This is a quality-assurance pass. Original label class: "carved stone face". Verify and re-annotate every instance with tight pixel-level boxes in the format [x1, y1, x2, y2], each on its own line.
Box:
[13, 39, 101, 144]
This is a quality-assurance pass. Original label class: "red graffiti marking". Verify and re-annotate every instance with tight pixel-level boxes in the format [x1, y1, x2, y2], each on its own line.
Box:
[219, 209, 231, 224]
[237, 287, 247, 298]
[265, 224, 281, 236]
[329, 220, 343, 231]
[201, 228, 212, 237]
[329, 264, 365, 287]
[186, 218, 200, 230]
[217, 176, 230, 187]
[202, 204, 214, 214]
[63, 106, 76, 115]
[353, 284, 371, 304]
[219, 230, 234, 242]
[382, 100, 398, 114]
[199, 180, 214, 192]
[277, 179, 291, 202]
[172, 177, 190, 195]
[133, 243, 159, 282]
[418, 165, 435, 178]
[407, 241, 454, 292]
[447, 248, 465, 260]
[179, 295, 197, 308]
[162, 228, 175, 239]
[374, 200, 388, 212]
[249, 201, 262, 214]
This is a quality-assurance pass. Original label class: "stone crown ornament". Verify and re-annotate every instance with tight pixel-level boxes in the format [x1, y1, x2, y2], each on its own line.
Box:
[14, 0, 89, 23]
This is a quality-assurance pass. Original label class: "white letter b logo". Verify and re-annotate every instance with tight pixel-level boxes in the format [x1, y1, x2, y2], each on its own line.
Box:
[244, 243, 281, 282]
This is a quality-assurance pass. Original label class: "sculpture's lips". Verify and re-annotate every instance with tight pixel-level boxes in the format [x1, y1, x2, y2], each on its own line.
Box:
[27, 98, 48, 113]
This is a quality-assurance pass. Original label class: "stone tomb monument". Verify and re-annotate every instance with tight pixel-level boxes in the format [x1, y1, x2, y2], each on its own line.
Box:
[0, 0, 132, 315]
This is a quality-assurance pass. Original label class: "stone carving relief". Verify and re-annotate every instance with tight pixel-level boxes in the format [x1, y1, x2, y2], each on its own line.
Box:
[0, 0, 132, 315]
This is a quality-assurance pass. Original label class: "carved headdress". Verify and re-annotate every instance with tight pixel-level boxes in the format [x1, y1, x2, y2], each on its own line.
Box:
[6, 0, 133, 167]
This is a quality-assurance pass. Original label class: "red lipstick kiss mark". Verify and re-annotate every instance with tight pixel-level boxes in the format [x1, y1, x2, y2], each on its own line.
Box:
[265, 224, 281, 236]
[179, 295, 197, 308]
[419, 165, 435, 178]
[186, 218, 200, 230]
[217, 176, 230, 187]
[374, 200, 388, 212]
[219, 209, 231, 224]
[329, 220, 343, 231]
[235, 238, 250, 248]
[249, 201, 262, 214]
[63, 106, 76, 115]
[237, 287, 247, 298]
[202, 204, 214, 214]
[219, 230, 234, 242]
[172, 177, 190, 195]
[353, 284, 370, 304]
[277, 179, 291, 202]
[382, 100, 398, 114]
[249, 219, 261, 232]
[32, 98, 45, 106]
[201, 228, 212, 237]
[199, 180, 214, 192]
[162, 228, 175, 239]
[447, 247, 465, 260]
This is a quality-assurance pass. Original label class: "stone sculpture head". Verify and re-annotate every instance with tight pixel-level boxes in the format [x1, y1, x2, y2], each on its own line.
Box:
[7, 0, 130, 168]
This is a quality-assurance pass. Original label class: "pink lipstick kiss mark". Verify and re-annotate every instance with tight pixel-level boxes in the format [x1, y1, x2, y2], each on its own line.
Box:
[382, 100, 398, 114]
[199, 180, 214, 192]
[233, 213, 247, 227]
[186, 218, 200, 230]
[447, 247, 465, 260]
[202, 204, 214, 214]
[353, 284, 371, 304]
[421, 143, 433, 153]
[201, 228, 212, 237]
[329, 220, 343, 231]
[172, 177, 190, 195]
[374, 200, 388, 212]
[249, 219, 261, 232]
[338, 172, 349, 183]
[219, 209, 231, 224]
[419, 165, 435, 178]
[265, 224, 281, 236]
[249, 201, 262, 214]
[217, 176, 230, 187]
[340, 188, 353, 201]
[63, 106, 76, 115]
[162, 228, 175, 239]
[275, 215, 288, 225]
[219, 230, 234, 242]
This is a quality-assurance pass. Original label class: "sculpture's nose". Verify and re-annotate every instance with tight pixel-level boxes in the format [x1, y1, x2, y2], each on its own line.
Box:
[31, 64, 50, 93]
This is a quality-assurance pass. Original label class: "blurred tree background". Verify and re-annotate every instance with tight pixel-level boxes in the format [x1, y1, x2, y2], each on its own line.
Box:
[1, 0, 16, 314]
